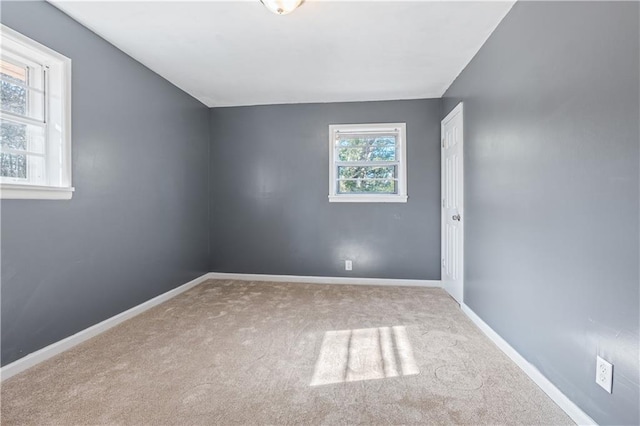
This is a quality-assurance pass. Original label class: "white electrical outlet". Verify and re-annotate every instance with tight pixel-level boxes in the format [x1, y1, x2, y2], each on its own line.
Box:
[345, 260, 353, 271]
[595, 355, 613, 393]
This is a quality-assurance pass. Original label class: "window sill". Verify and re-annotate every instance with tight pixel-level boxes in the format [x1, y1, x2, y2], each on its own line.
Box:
[1, 184, 75, 200]
[329, 194, 408, 203]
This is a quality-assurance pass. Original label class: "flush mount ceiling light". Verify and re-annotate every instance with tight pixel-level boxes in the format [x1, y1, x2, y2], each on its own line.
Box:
[260, 0, 304, 15]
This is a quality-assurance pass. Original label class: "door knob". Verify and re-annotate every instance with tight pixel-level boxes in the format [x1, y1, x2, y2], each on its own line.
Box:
[452, 214, 461, 221]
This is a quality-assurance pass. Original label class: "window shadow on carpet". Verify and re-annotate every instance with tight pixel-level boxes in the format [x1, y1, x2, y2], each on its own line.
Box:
[310, 326, 419, 386]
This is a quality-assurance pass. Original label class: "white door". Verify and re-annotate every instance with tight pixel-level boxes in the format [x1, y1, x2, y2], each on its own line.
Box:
[441, 103, 464, 304]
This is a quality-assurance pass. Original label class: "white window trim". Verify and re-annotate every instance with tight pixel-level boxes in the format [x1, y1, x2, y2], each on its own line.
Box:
[0, 25, 73, 200]
[1, 183, 74, 200]
[328, 122, 408, 203]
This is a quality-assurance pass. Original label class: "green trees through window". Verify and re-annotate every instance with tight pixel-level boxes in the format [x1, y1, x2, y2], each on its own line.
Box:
[0, 60, 28, 179]
[335, 135, 398, 194]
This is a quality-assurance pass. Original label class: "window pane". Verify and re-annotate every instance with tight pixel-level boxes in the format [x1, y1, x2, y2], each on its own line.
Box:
[337, 147, 367, 161]
[369, 146, 396, 161]
[336, 135, 397, 148]
[0, 59, 27, 82]
[1, 119, 26, 150]
[0, 59, 45, 121]
[337, 137, 368, 148]
[0, 152, 45, 183]
[1, 79, 27, 116]
[370, 136, 396, 147]
[1, 119, 45, 152]
[1, 59, 27, 116]
[0, 152, 27, 179]
[337, 146, 396, 162]
[338, 166, 396, 179]
[0, 83, 44, 121]
[338, 179, 397, 194]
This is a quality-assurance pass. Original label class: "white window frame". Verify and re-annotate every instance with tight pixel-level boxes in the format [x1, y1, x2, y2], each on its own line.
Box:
[0, 25, 73, 200]
[328, 122, 408, 203]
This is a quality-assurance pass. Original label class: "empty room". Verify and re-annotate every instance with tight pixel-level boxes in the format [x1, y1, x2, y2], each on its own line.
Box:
[0, 0, 638, 424]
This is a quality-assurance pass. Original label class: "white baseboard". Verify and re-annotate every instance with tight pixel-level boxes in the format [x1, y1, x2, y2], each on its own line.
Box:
[0, 273, 211, 382]
[461, 304, 597, 426]
[206, 272, 441, 288]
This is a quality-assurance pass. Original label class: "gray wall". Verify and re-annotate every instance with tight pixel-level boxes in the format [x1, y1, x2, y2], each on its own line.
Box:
[443, 2, 639, 424]
[209, 100, 442, 280]
[1, 1, 210, 366]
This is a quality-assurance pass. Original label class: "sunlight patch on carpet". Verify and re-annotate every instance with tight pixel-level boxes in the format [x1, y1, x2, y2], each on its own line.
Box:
[310, 326, 419, 386]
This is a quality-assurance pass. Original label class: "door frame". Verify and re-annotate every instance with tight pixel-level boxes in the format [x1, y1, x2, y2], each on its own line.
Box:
[441, 102, 464, 303]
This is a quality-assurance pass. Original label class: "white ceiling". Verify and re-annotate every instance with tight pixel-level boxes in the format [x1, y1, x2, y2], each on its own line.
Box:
[50, 0, 515, 107]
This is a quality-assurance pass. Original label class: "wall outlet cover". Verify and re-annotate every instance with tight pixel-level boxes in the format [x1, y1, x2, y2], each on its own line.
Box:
[345, 260, 353, 271]
[595, 355, 613, 393]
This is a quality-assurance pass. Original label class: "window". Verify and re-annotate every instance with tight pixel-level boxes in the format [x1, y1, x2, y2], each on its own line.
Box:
[329, 123, 407, 203]
[0, 25, 72, 200]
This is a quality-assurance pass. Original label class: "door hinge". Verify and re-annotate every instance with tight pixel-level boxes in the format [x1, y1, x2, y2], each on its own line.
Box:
[442, 198, 445, 208]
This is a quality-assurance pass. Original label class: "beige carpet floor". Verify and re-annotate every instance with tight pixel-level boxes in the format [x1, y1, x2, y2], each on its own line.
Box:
[1, 280, 573, 425]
